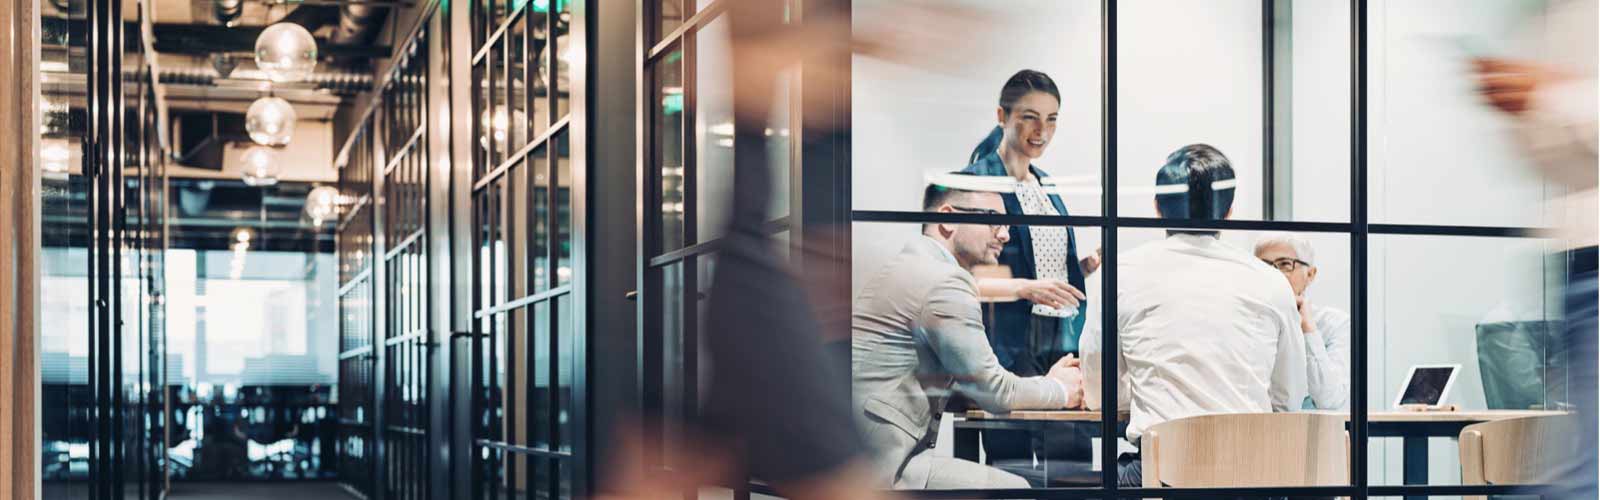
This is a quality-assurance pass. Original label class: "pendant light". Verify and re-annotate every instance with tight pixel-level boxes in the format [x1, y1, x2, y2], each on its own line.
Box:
[255, 22, 318, 83]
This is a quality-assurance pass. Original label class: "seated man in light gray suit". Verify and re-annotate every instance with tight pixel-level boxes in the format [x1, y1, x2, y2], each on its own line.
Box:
[852, 176, 1084, 490]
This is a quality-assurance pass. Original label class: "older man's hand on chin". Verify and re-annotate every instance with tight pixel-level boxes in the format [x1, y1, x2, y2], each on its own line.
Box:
[1047, 354, 1086, 409]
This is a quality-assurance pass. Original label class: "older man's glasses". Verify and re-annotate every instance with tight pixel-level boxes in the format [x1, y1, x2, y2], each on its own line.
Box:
[946, 205, 1008, 232]
[1262, 257, 1311, 273]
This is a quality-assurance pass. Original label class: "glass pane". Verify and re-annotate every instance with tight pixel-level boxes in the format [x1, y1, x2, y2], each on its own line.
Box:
[1280, 0, 1352, 222]
[1368, 1, 1581, 228]
[695, 16, 734, 243]
[654, 48, 686, 252]
[487, 39, 507, 168]
[659, 262, 687, 469]
[556, 132, 573, 285]
[506, 13, 530, 153]
[1116, 0, 1284, 223]
[1368, 234, 1566, 487]
[850, 0, 1104, 216]
[529, 10, 551, 139]
[474, 60, 490, 180]
[557, 294, 574, 452]
[533, 300, 552, 449]
[554, 0, 572, 120]
[657, 0, 686, 47]
[531, 146, 551, 292]
[507, 302, 527, 447]
[1094, 227, 1353, 488]
[852, 218, 1110, 489]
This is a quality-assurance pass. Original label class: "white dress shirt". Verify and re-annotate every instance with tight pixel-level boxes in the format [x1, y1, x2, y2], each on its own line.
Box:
[1081, 233, 1308, 444]
[1303, 306, 1352, 410]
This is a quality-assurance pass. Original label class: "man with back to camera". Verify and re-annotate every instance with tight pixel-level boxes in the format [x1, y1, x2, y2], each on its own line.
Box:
[1079, 144, 1307, 486]
[852, 174, 1085, 490]
[1254, 233, 1352, 410]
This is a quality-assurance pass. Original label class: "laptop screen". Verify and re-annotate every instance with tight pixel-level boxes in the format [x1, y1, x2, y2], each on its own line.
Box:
[1400, 367, 1456, 406]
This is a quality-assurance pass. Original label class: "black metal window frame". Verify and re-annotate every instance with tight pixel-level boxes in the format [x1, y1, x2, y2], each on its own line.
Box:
[639, 0, 1562, 499]
[467, 0, 584, 497]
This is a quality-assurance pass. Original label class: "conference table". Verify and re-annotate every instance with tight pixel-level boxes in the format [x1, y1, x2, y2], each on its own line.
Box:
[955, 409, 1564, 497]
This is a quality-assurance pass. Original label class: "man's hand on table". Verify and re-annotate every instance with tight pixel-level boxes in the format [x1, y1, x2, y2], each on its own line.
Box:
[1047, 354, 1085, 409]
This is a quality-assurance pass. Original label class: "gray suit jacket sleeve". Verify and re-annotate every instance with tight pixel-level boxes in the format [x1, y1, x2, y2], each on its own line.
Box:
[919, 273, 1067, 412]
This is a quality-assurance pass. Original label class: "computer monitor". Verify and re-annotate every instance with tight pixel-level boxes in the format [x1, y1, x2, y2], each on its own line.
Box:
[1393, 364, 1461, 409]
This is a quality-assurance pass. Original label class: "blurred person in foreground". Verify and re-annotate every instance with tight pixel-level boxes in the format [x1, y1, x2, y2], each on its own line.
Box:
[1471, 0, 1597, 497]
[598, 1, 1015, 499]
[1254, 233, 1351, 410]
[853, 177, 1085, 490]
[1080, 144, 1307, 487]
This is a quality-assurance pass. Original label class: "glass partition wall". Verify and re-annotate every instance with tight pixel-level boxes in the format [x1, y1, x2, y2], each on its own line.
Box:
[468, 0, 587, 498]
[335, 21, 440, 500]
[39, 0, 170, 495]
[642, 0, 1587, 498]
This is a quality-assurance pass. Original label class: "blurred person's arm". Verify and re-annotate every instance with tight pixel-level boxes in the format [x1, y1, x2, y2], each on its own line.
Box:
[1303, 306, 1352, 410]
[1475, 57, 1599, 185]
[922, 274, 1072, 411]
[1269, 290, 1310, 412]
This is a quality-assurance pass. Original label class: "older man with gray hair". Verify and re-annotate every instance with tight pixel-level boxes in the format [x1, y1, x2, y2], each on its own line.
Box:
[1254, 233, 1352, 410]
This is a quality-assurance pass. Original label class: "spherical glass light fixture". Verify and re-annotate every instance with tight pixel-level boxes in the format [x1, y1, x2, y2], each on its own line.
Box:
[240, 147, 280, 186]
[305, 185, 340, 223]
[254, 22, 318, 83]
[246, 96, 296, 146]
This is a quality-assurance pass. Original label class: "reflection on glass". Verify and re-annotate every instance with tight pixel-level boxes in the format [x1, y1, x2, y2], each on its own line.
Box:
[507, 13, 530, 152]
[556, 132, 572, 285]
[474, 60, 492, 179]
[532, 146, 551, 292]
[655, 49, 686, 252]
[529, 10, 551, 138]
[696, 16, 733, 243]
[533, 300, 552, 449]
[557, 294, 574, 452]
[554, 0, 571, 119]
[659, 262, 686, 468]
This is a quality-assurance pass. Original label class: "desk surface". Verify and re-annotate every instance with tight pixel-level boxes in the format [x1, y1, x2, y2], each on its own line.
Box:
[963, 409, 1565, 422]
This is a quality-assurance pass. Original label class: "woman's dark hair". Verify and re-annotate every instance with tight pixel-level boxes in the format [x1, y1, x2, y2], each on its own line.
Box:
[969, 69, 1063, 164]
[1154, 143, 1236, 220]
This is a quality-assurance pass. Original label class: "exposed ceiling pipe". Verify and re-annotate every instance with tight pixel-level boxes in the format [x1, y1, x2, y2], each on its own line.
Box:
[158, 64, 373, 94]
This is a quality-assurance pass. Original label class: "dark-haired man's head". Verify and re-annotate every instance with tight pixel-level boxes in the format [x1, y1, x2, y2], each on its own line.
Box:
[1154, 143, 1236, 221]
[922, 178, 1010, 270]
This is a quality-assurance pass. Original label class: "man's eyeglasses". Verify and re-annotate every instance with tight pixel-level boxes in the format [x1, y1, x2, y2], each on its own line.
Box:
[946, 205, 1009, 232]
[1262, 258, 1311, 273]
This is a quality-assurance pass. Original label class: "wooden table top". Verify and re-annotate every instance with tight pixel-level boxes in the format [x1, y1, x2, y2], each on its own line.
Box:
[962, 409, 1566, 422]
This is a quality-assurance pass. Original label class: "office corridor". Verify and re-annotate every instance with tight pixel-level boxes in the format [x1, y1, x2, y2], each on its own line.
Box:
[165, 483, 352, 500]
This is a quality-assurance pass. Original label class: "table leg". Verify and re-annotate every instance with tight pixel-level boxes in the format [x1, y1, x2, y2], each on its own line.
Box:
[955, 425, 980, 462]
[1404, 436, 1429, 500]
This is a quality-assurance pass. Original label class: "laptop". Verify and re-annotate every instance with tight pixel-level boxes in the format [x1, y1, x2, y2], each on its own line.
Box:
[1393, 364, 1462, 410]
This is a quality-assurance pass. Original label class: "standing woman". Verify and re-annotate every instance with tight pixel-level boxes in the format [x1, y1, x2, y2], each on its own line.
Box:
[960, 69, 1101, 478]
